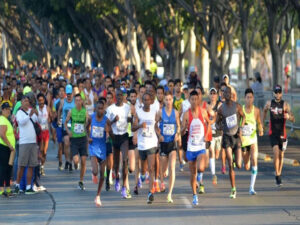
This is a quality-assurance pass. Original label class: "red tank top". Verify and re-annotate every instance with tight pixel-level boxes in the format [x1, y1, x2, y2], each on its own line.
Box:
[188, 107, 207, 141]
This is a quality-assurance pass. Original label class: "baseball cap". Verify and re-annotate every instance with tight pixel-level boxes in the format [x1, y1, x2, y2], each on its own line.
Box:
[273, 85, 282, 93]
[182, 84, 188, 90]
[222, 74, 229, 80]
[120, 87, 127, 95]
[1, 102, 10, 110]
[66, 84, 73, 94]
[209, 87, 217, 93]
[23, 86, 32, 95]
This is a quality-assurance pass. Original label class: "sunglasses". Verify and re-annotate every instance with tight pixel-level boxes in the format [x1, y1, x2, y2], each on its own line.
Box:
[210, 92, 217, 95]
[274, 90, 282, 94]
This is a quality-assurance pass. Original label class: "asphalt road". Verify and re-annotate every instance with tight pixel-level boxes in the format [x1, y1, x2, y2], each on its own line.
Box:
[1, 141, 300, 225]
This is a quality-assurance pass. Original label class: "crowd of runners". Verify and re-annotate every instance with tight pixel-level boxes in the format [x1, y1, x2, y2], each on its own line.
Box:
[0, 64, 295, 207]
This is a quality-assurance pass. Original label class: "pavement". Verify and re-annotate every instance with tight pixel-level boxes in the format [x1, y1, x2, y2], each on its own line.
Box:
[1, 140, 300, 225]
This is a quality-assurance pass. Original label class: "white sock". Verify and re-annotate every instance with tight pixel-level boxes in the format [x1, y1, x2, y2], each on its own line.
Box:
[210, 158, 215, 175]
[16, 183, 20, 188]
[250, 166, 257, 190]
[199, 172, 203, 183]
[26, 185, 31, 190]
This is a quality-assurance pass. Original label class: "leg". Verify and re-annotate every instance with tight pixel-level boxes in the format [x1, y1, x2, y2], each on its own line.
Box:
[113, 148, 120, 180]
[80, 156, 87, 182]
[273, 145, 280, 176]
[96, 160, 106, 196]
[250, 144, 258, 192]
[91, 156, 99, 176]
[147, 153, 156, 192]
[168, 151, 176, 197]
[226, 147, 235, 188]
[159, 155, 168, 185]
[63, 135, 71, 163]
[26, 167, 33, 188]
[188, 160, 197, 195]
[128, 149, 135, 173]
[242, 149, 251, 170]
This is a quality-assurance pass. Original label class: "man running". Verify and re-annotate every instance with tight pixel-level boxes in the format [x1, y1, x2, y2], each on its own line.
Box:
[263, 85, 295, 186]
[156, 91, 180, 203]
[88, 101, 108, 207]
[65, 94, 89, 190]
[241, 88, 263, 195]
[216, 86, 245, 199]
[181, 90, 210, 205]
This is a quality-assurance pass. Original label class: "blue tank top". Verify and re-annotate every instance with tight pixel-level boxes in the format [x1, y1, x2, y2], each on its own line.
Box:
[159, 107, 177, 143]
[62, 98, 75, 129]
[89, 113, 107, 160]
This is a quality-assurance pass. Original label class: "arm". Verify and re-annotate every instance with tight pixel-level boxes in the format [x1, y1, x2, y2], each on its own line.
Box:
[0, 125, 14, 151]
[57, 99, 64, 124]
[201, 108, 210, 141]
[237, 104, 245, 127]
[155, 110, 163, 142]
[284, 102, 295, 123]
[255, 107, 264, 136]
[132, 113, 143, 132]
[64, 111, 72, 137]
[16, 111, 31, 126]
[181, 111, 188, 135]
[263, 100, 271, 123]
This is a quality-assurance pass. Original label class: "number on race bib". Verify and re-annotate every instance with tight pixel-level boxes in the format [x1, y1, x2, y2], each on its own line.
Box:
[142, 126, 152, 137]
[226, 114, 237, 129]
[92, 126, 104, 138]
[242, 125, 253, 136]
[74, 123, 84, 134]
[191, 134, 201, 146]
[163, 124, 175, 136]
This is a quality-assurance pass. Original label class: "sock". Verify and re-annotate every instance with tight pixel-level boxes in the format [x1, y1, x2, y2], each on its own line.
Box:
[26, 185, 31, 190]
[250, 166, 258, 190]
[210, 158, 215, 175]
[232, 187, 236, 191]
[15, 183, 20, 188]
[199, 172, 203, 183]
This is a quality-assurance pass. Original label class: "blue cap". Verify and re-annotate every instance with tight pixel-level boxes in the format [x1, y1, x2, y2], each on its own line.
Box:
[120, 87, 127, 94]
[66, 84, 72, 94]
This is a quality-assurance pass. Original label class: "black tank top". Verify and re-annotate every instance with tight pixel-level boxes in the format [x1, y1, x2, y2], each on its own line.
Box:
[221, 101, 239, 136]
[269, 99, 285, 137]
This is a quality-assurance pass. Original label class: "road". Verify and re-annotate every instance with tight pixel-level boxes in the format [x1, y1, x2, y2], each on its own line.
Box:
[1, 141, 300, 225]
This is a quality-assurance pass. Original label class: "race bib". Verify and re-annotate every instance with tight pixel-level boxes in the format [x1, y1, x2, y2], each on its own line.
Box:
[142, 126, 152, 137]
[242, 124, 254, 136]
[226, 114, 237, 129]
[163, 124, 175, 136]
[191, 134, 201, 146]
[92, 126, 104, 138]
[74, 123, 84, 134]
[41, 124, 47, 130]
[116, 119, 127, 132]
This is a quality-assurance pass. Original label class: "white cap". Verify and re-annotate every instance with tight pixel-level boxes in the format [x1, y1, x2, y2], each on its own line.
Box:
[209, 87, 217, 93]
[222, 74, 229, 80]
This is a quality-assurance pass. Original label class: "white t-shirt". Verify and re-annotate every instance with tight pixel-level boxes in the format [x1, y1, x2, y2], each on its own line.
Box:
[107, 103, 130, 135]
[37, 105, 49, 130]
[180, 99, 191, 121]
[84, 89, 94, 115]
[16, 109, 38, 144]
[150, 99, 160, 114]
[136, 107, 158, 150]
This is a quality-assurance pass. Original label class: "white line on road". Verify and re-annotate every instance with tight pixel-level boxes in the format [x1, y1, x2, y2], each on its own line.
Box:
[180, 196, 192, 209]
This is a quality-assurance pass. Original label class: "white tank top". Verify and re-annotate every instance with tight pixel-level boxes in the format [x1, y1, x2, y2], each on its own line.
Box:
[85, 89, 94, 115]
[38, 105, 49, 130]
[187, 117, 206, 152]
[136, 107, 158, 150]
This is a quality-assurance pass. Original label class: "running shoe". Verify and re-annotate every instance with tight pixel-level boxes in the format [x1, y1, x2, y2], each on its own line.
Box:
[25, 188, 36, 195]
[64, 162, 69, 170]
[74, 163, 79, 170]
[276, 176, 282, 187]
[78, 181, 85, 191]
[126, 189, 132, 199]
[249, 189, 257, 195]
[179, 164, 184, 172]
[58, 162, 63, 171]
[92, 174, 98, 184]
[137, 177, 142, 188]
[197, 173, 201, 182]
[3, 191, 15, 197]
[13, 185, 20, 194]
[134, 186, 138, 195]
[147, 192, 154, 204]
[94, 196, 102, 207]
[115, 179, 121, 192]
[192, 194, 198, 205]
[105, 182, 110, 191]
[160, 182, 166, 192]
[121, 187, 127, 198]
[198, 184, 205, 194]
[230, 188, 236, 199]
[69, 163, 73, 172]
[154, 181, 160, 193]
[167, 194, 173, 203]
[221, 166, 226, 174]
[140, 174, 146, 183]
[212, 175, 218, 185]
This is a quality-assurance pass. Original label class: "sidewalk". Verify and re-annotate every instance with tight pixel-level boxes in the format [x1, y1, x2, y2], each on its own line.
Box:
[258, 136, 300, 166]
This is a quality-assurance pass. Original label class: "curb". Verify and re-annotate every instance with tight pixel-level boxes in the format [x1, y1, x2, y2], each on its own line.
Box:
[258, 153, 300, 166]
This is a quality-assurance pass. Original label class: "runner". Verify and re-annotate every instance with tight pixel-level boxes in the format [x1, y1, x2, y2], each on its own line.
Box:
[241, 88, 263, 195]
[216, 86, 245, 199]
[222, 75, 237, 102]
[37, 93, 51, 176]
[157, 91, 180, 203]
[106, 89, 132, 198]
[64, 94, 89, 190]
[88, 101, 109, 207]
[132, 92, 158, 204]
[263, 85, 295, 186]
[181, 90, 210, 205]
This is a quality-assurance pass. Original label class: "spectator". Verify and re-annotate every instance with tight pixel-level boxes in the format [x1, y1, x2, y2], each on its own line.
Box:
[14, 95, 39, 194]
[251, 72, 264, 110]
[0, 103, 15, 196]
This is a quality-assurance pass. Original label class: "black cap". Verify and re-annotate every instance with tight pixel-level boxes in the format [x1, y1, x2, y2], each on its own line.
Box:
[1, 102, 10, 110]
[274, 85, 282, 93]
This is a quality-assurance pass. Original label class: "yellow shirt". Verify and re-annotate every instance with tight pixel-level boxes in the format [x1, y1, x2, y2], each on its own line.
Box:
[0, 116, 15, 147]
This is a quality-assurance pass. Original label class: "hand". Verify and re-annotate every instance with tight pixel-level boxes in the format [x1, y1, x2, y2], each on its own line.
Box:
[142, 122, 147, 129]
[113, 115, 119, 123]
[9, 145, 14, 152]
[159, 135, 164, 142]
[29, 108, 37, 116]
[284, 113, 290, 120]
[88, 138, 93, 144]
[259, 129, 264, 137]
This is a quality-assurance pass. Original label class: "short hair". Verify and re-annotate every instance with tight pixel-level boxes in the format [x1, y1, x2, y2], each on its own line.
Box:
[98, 97, 107, 103]
[142, 92, 151, 101]
[164, 90, 173, 97]
[74, 93, 82, 99]
[139, 85, 145, 90]
[168, 79, 174, 85]
[189, 90, 198, 98]
[107, 91, 113, 97]
[174, 79, 181, 86]
[129, 89, 137, 96]
[245, 88, 254, 96]
[37, 93, 46, 100]
[157, 85, 164, 92]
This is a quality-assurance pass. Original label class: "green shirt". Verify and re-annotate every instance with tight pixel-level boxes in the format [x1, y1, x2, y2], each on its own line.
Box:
[0, 116, 15, 147]
[13, 101, 22, 115]
[71, 107, 87, 138]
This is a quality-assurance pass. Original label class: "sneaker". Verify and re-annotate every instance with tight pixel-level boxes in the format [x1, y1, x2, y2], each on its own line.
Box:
[276, 176, 282, 187]
[115, 179, 120, 192]
[249, 189, 257, 195]
[74, 163, 79, 170]
[140, 175, 146, 183]
[221, 166, 226, 174]
[13, 186, 20, 194]
[182, 160, 186, 165]
[69, 163, 73, 172]
[134, 186, 138, 195]
[92, 174, 98, 184]
[94, 196, 102, 207]
[147, 192, 154, 204]
[160, 182, 166, 192]
[58, 162, 63, 171]
[3, 191, 15, 197]
[197, 173, 201, 182]
[167, 194, 173, 203]
[121, 187, 127, 198]
[64, 162, 69, 170]
[25, 188, 36, 195]
[230, 188, 236, 199]
[126, 189, 132, 199]
[154, 181, 160, 193]
[78, 181, 85, 190]
[36, 186, 47, 192]
[198, 184, 205, 194]
[179, 164, 184, 172]
[192, 194, 198, 205]
[137, 177, 142, 188]
[212, 175, 218, 186]
[105, 182, 110, 191]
